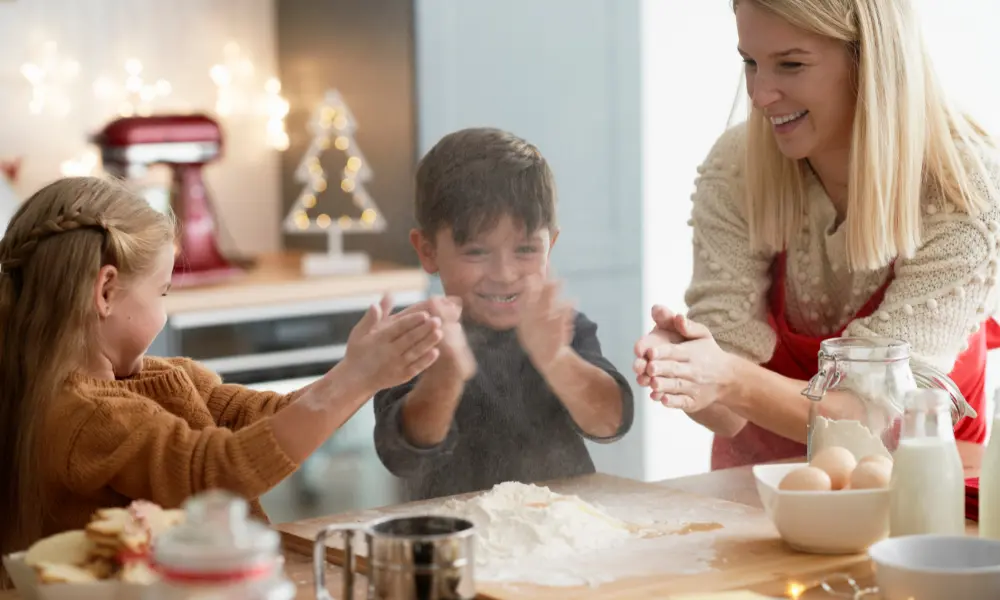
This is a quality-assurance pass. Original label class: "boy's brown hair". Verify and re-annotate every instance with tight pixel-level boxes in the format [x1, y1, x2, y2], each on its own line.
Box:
[415, 127, 557, 244]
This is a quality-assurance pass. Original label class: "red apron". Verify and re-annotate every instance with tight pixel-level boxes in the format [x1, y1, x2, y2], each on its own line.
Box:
[711, 252, 995, 470]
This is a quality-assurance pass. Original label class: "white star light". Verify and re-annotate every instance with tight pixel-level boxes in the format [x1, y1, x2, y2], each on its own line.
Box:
[21, 40, 79, 116]
[210, 41, 257, 117]
[92, 58, 172, 117]
[209, 41, 290, 150]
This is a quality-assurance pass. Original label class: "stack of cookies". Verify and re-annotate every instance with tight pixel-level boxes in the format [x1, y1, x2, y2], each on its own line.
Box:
[23, 500, 185, 585]
[22, 530, 109, 584]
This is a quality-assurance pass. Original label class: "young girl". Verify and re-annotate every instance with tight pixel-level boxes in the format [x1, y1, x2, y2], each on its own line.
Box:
[0, 176, 444, 560]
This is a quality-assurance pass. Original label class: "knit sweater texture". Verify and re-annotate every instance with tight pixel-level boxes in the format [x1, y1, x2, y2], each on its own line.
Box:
[42, 357, 299, 537]
[373, 312, 634, 501]
[686, 123, 1000, 372]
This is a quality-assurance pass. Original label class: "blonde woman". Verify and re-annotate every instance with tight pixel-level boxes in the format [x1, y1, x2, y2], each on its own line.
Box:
[634, 0, 1000, 470]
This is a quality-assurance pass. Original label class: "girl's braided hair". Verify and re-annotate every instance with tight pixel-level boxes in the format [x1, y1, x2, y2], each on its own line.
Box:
[0, 208, 110, 272]
[0, 176, 174, 580]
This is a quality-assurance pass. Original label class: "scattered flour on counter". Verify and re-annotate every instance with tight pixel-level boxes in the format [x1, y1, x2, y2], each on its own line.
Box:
[434, 482, 636, 586]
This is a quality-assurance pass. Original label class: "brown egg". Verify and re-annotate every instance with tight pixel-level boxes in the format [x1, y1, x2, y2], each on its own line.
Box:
[849, 461, 892, 490]
[779, 466, 833, 491]
[810, 446, 858, 490]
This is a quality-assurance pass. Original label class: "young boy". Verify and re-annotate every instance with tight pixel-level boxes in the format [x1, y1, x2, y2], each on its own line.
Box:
[373, 127, 634, 501]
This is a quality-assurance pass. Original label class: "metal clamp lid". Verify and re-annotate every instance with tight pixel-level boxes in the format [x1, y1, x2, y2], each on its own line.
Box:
[802, 351, 841, 402]
[154, 490, 280, 576]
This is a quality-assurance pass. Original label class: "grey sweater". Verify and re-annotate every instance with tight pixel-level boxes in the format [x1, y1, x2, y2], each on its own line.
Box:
[373, 312, 634, 501]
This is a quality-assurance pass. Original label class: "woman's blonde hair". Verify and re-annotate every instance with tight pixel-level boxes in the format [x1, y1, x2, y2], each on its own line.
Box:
[0, 176, 174, 565]
[736, 0, 997, 271]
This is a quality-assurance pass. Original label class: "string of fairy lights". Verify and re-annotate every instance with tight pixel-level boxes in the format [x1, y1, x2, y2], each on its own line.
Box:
[19, 40, 382, 243]
[19, 40, 291, 176]
[284, 89, 386, 235]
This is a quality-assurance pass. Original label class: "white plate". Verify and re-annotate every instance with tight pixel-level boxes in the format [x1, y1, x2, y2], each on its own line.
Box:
[2, 552, 145, 600]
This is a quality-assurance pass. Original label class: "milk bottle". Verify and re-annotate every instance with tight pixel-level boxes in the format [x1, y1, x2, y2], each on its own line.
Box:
[980, 389, 1000, 539]
[889, 389, 965, 537]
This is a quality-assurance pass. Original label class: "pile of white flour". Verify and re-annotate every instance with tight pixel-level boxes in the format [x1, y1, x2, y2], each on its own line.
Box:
[811, 415, 892, 460]
[435, 482, 634, 584]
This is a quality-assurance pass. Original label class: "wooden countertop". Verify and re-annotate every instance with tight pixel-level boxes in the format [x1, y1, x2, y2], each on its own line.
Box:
[287, 461, 983, 599]
[165, 252, 429, 315]
[658, 466, 866, 599]
[0, 462, 983, 599]
[657, 463, 980, 599]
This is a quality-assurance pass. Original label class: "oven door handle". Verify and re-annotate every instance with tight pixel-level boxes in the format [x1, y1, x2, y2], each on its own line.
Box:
[198, 343, 348, 375]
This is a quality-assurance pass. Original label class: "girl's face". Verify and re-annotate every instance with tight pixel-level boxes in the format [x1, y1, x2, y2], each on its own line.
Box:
[92, 244, 173, 378]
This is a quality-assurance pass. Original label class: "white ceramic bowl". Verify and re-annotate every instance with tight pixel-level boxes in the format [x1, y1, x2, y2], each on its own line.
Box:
[752, 462, 890, 554]
[869, 535, 1000, 600]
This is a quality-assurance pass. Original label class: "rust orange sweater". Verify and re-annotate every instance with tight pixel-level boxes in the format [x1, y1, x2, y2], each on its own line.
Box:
[42, 357, 300, 536]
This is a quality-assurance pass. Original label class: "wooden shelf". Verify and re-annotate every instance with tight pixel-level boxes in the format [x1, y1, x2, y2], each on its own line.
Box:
[165, 252, 429, 315]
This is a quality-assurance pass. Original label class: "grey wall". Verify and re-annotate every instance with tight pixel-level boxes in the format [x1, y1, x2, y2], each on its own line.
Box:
[276, 0, 420, 266]
[414, 0, 646, 480]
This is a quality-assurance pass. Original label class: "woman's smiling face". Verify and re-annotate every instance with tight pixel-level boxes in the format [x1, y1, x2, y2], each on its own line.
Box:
[736, 0, 857, 162]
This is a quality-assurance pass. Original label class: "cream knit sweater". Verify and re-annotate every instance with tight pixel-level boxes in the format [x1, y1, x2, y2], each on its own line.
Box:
[685, 124, 1000, 373]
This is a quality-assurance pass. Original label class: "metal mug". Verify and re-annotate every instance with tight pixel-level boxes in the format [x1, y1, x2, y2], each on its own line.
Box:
[313, 515, 476, 600]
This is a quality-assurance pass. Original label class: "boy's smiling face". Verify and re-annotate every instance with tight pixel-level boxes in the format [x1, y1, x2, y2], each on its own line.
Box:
[411, 214, 558, 331]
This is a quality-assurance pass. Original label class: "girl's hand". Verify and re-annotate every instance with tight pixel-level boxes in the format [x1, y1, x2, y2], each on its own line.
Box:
[342, 294, 444, 394]
[635, 305, 736, 412]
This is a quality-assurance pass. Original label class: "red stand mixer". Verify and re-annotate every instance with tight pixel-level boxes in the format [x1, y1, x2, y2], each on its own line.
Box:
[93, 114, 246, 287]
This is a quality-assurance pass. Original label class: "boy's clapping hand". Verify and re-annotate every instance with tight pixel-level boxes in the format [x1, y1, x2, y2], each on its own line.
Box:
[517, 276, 575, 374]
[396, 296, 476, 382]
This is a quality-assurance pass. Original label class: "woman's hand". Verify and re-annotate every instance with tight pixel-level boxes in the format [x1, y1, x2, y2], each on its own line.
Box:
[633, 322, 684, 389]
[633, 305, 737, 412]
[633, 305, 690, 393]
